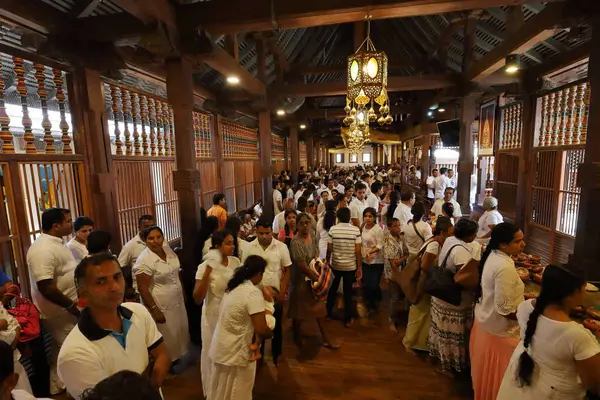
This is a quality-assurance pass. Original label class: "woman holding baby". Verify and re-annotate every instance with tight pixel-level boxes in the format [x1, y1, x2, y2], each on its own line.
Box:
[288, 212, 338, 349]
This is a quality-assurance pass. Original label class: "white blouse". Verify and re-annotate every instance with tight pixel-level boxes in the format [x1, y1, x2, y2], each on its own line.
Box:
[476, 210, 504, 244]
[361, 224, 385, 264]
[474, 250, 524, 337]
[403, 220, 433, 255]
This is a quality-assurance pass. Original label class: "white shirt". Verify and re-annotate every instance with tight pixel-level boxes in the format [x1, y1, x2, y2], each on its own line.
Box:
[117, 234, 147, 270]
[196, 251, 241, 320]
[415, 170, 422, 180]
[349, 197, 367, 226]
[476, 210, 504, 245]
[361, 224, 385, 264]
[403, 220, 433, 255]
[474, 250, 524, 337]
[426, 176, 435, 198]
[448, 176, 457, 190]
[286, 188, 294, 200]
[336, 184, 345, 194]
[242, 238, 291, 292]
[431, 198, 463, 219]
[67, 238, 88, 264]
[393, 203, 413, 232]
[27, 233, 78, 319]
[273, 190, 283, 214]
[209, 280, 264, 367]
[294, 190, 303, 205]
[365, 192, 380, 211]
[433, 175, 451, 199]
[58, 303, 162, 399]
[272, 210, 286, 233]
[498, 300, 600, 400]
[439, 237, 481, 272]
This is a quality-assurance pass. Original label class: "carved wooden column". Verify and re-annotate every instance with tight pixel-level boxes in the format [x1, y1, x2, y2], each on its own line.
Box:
[69, 68, 120, 248]
[306, 135, 314, 169]
[290, 126, 299, 181]
[166, 57, 201, 270]
[515, 78, 536, 230]
[259, 111, 273, 220]
[571, 14, 600, 280]
[211, 113, 225, 193]
[457, 94, 477, 215]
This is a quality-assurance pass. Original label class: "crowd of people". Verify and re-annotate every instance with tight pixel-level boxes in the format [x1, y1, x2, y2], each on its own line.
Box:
[1, 163, 600, 400]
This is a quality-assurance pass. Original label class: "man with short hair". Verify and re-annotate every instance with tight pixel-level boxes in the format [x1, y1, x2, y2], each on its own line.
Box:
[433, 167, 451, 200]
[447, 169, 457, 198]
[334, 179, 345, 195]
[67, 216, 94, 263]
[117, 215, 155, 291]
[58, 254, 171, 399]
[431, 187, 462, 224]
[272, 198, 296, 234]
[27, 208, 79, 395]
[366, 182, 382, 211]
[426, 169, 439, 202]
[393, 191, 416, 232]
[207, 193, 227, 230]
[273, 181, 284, 215]
[349, 182, 368, 227]
[326, 207, 362, 327]
[242, 218, 291, 365]
[360, 173, 372, 195]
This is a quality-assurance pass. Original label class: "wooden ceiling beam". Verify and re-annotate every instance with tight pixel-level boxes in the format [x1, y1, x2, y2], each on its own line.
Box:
[271, 74, 456, 97]
[178, 0, 563, 34]
[110, 0, 177, 29]
[0, 0, 64, 34]
[465, 2, 565, 82]
[69, 0, 103, 18]
[527, 41, 591, 78]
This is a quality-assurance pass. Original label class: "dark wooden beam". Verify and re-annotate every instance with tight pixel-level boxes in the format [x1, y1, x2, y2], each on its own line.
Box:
[178, 0, 563, 34]
[527, 40, 591, 78]
[111, 0, 177, 28]
[69, 0, 103, 18]
[272, 74, 456, 97]
[223, 34, 239, 62]
[465, 2, 565, 82]
[0, 0, 65, 34]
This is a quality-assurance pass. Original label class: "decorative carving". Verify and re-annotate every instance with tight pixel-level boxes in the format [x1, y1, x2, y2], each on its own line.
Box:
[110, 84, 122, 155]
[53, 68, 72, 154]
[0, 58, 13, 153]
[140, 95, 149, 156]
[35, 64, 54, 153]
[148, 97, 157, 156]
[162, 101, 171, 157]
[538, 95, 547, 147]
[14, 57, 35, 153]
[155, 100, 164, 156]
[121, 88, 132, 155]
[131, 91, 141, 155]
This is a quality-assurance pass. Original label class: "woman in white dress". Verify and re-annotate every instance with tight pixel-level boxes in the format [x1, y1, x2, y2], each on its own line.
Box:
[476, 196, 503, 245]
[316, 200, 337, 259]
[133, 226, 190, 363]
[208, 255, 273, 400]
[497, 265, 600, 399]
[403, 202, 433, 264]
[193, 230, 241, 399]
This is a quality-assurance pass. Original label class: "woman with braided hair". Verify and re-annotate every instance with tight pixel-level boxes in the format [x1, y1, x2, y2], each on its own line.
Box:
[470, 223, 525, 400]
[497, 265, 600, 399]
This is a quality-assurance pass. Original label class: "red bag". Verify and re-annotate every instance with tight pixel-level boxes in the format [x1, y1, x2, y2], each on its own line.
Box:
[5, 285, 41, 342]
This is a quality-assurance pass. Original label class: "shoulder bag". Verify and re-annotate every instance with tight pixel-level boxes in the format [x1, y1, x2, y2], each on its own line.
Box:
[397, 240, 433, 304]
[423, 244, 464, 306]
[410, 221, 426, 243]
[5, 284, 41, 342]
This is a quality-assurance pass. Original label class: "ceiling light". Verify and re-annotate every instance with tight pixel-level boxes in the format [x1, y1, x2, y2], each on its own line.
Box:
[226, 76, 240, 84]
[300, 124, 306, 130]
[427, 111, 434, 117]
[429, 104, 439, 110]
[276, 109, 285, 116]
[505, 54, 521, 74]
[438, 108, 446, 113]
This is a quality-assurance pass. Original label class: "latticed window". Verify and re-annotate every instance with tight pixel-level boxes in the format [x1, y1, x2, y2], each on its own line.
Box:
[499, 101, 523, 150]
[557, 149, 584, 237]
[104, 82, 175, 157]
[271, 133, 285, 161]
[193, 111, 212, 158]
[221, 120, 258, 159]
[0, 53, 73, 154]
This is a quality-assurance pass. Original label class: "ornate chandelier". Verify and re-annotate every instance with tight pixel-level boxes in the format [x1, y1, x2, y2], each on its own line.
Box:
[343, 21, 392, 154]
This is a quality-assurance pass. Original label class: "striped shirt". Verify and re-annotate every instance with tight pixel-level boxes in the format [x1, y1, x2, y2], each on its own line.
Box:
[327, 223, 361, 271]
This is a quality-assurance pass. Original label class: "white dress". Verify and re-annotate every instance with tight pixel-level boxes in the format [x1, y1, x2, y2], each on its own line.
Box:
[208, 280, 265, 400]
[133, 247, 190, 361]
[316, 218, 329, 260]
[196, 250, 241, 398]
[497, 299, 600, 399]
[476, 209, 503, 245]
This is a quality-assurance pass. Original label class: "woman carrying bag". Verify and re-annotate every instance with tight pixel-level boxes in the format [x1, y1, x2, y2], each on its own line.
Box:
[401, 217, 454, 355]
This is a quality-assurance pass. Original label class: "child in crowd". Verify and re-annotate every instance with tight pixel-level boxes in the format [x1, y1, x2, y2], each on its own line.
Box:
[249, 286, 276, 361]
[0, 304, 32, 395]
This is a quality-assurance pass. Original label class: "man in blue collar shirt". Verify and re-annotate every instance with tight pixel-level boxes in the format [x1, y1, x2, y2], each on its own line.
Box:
[57, 254, 171, 399]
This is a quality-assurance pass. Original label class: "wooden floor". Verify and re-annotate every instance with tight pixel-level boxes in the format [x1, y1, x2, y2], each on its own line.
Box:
[162, 300, 475, 400]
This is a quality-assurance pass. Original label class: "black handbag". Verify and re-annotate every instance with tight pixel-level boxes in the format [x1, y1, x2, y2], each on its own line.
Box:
[423, 244, 463, 306]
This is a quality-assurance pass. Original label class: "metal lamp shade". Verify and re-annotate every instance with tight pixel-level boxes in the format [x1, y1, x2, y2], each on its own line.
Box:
[347, 50, 388, 106]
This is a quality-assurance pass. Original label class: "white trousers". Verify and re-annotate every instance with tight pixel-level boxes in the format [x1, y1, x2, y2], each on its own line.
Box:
[42, 312, 77, 395]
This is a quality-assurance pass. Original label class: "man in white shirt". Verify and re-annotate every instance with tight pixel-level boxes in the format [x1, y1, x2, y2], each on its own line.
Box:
[448, 169, 457, 190]
[58, 253, 171, 399]
[242, 218, 291, 365]
[27, 208, 80, 395]
[349, 182, 368, 228]
[272, 198, 296, 234]
[273, 181, 284, 215]
[334, 179, 345, 194]
[433, 167, 451, 200]
[431, 187, 463, 224]
[117, 215, 155, 293]
[359, 173, 373, 195]
[366, 181, 382, 212]
[415, 166, 422, 180]
[393, 191, 416, 232]
[426, 169, 439, 201]
[67, 216, 94, 264]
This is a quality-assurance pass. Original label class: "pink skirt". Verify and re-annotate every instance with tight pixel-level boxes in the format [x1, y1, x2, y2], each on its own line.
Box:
[470, 320, 519, 400]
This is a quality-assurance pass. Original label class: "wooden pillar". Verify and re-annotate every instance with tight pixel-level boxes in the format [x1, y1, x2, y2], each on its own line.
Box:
[166, 57, 201, 270]
[515, 84, 536, 230]
[315, 139, 321, 167]
[422, 135, 431, 177]
[305, 135, 314, 168]
[259, 111, 273, 220]
[211, 113, 225, 193]
[283, 137, 289, 170]
[372, 146, 378, 166]
[571, 14, 600, 279]
[69, 68, 120, 249]
[457, 94, 477, 215]
[290, 127, 299, 180]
